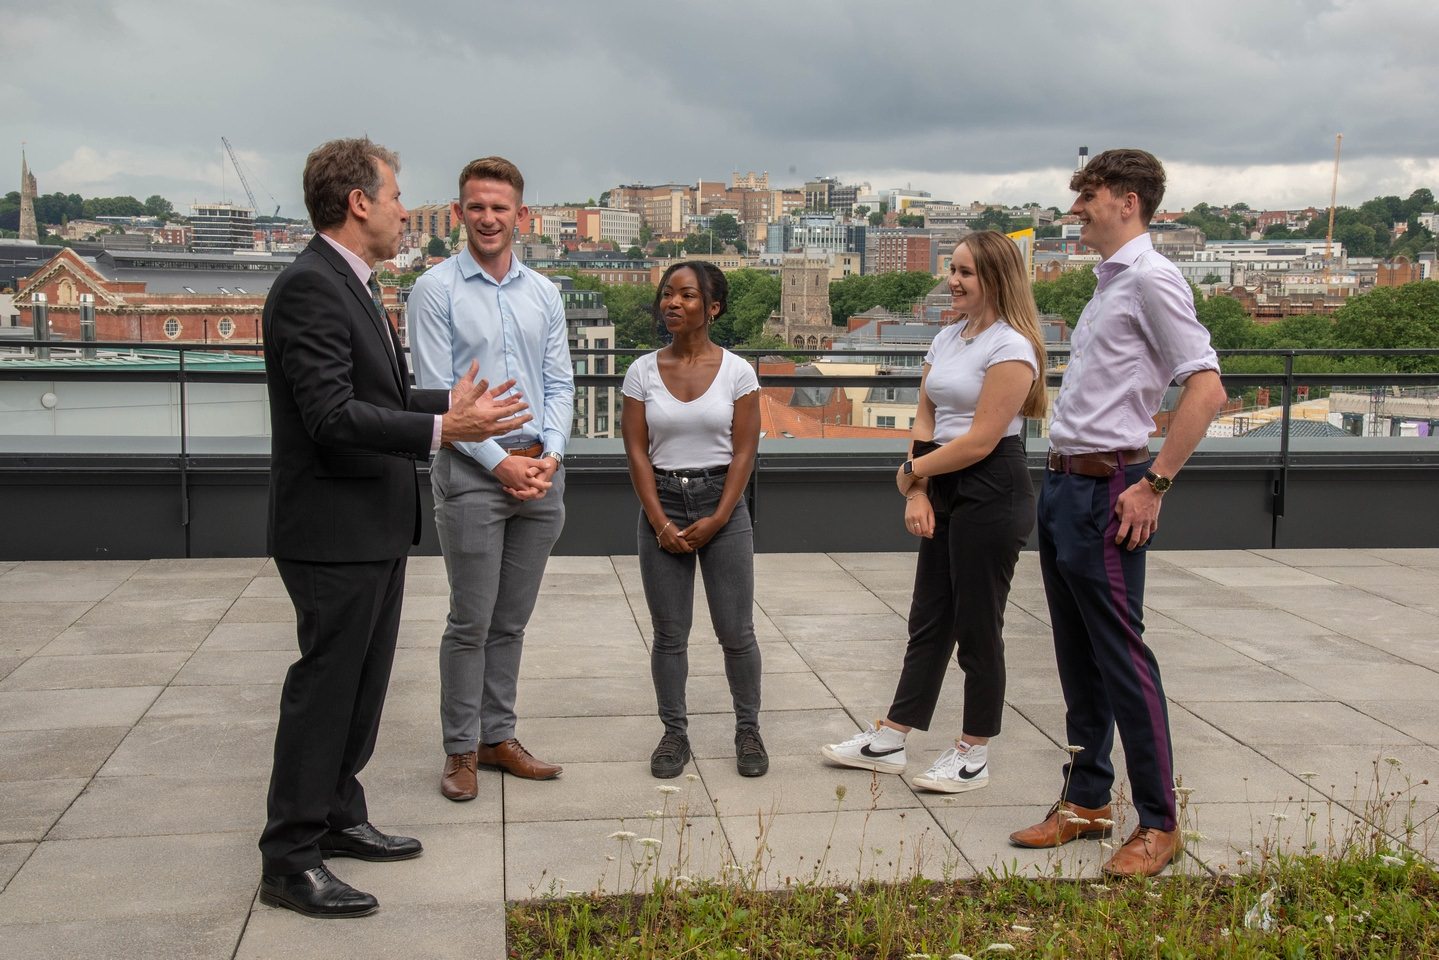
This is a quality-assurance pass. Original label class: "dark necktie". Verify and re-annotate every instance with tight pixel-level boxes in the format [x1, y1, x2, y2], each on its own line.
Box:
[365, 274, 394, 331]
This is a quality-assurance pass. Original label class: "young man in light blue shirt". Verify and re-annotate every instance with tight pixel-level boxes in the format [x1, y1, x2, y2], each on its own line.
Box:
[409, 156, 574, 801]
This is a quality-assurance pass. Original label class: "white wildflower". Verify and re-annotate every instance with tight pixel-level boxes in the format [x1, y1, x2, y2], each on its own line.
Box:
[1145, 891, 1162, 901]
[1325, 915, 1334, 926]
[1183, 830, 1207, 842]
[1063, 745, 1083, 755]
[1093, 817, 1115, 827]
[1011, 924, 1033, 933]
[905, 954, 931, 959]
[637, 837, 662, 848]
[674, 875, 692, 884]
[984, 945, 1016, 955]
[645, 809, 663, 819]
[1269, 813, 1288, 821]
[948, 954, 974, 960]
[607, 830, 636, 841]
[655, 785, 681, 795]
[685, 773, 700, 782]
[1299, 771, 1318, 779]
[1089, 883, 1111, 892]
[1383, 756, 1402, 767]
[1174, 786, 1195, 797]
[1063, 815, 1091, 825]
[834, 892, 849, 905]
[1099, 841, 1113, 850]
[1155, 935, 1165, 944]
[1380, 854, 1406, 867]
[1219, 927, 1230, 938]
[605, 855, 615, 861]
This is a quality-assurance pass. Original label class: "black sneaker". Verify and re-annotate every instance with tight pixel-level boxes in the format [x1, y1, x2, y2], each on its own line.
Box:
[735, 726, 769, 777]
[650, 731, 691, 779]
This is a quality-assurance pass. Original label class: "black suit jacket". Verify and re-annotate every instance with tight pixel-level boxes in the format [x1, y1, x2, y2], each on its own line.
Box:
[264, 236, 449, 562]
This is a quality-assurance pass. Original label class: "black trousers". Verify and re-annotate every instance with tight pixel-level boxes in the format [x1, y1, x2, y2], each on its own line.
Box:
[1038, 462, 1176, 830]
[888, 436, 1035, 736]
[259, 556, 407, 874]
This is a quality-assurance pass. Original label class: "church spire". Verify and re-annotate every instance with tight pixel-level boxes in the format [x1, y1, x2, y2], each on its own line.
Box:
[18, 146, 39, 243]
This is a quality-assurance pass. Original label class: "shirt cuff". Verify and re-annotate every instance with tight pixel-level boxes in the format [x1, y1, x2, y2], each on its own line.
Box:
[430, 415, 443, 457]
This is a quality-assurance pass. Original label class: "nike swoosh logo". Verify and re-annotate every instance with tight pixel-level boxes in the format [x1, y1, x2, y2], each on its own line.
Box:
[860, 744, 903, 758]
[957, 763, 987, 780]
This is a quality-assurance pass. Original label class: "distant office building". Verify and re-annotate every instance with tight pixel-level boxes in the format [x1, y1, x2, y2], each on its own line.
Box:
[549, 275, 617, 438]
[577, 207, 641, 247]
[803, 177, 865, 214]
[190, 203, 255, 253]
[410, 203, 458, 243]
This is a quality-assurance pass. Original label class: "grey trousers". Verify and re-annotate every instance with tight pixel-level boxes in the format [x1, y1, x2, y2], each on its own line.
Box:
[432, 449, 564, 754]
[637, 473, 761, 737]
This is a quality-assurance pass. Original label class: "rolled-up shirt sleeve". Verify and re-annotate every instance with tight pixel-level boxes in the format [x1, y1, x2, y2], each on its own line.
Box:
[1137, 264, 1219, 384]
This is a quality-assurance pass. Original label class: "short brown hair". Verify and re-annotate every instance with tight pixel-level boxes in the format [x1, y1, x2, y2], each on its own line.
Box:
[303, 138, 400, 231]
[1069, 148, 1166, 223]
[458, 156, 524, 198]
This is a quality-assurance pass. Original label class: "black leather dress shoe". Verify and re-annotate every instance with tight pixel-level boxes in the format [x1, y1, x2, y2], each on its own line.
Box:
[259, 865, 378, 918]
[319, 821, 423, 862]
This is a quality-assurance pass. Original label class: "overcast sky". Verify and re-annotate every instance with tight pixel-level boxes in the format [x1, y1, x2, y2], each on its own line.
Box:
[5, 1, 1436, 219]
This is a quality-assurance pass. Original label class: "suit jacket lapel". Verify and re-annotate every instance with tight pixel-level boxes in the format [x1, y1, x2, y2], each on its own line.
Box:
[309, 238, 405, 392]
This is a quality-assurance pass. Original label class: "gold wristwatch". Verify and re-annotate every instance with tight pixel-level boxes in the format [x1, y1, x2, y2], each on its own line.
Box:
[1144, 470, 1172, 494]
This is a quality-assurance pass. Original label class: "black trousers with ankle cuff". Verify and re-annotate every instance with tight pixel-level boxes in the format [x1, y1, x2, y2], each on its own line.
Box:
[887, 435, 1034, 736]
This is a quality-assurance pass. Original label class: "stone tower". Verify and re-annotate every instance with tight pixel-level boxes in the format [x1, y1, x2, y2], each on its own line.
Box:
[764, 255, 836, 349]
[18, 148, 39, 243]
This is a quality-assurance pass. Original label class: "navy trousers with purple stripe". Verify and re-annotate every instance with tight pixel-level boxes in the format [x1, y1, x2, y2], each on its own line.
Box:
[1037, 461, 1177, 831]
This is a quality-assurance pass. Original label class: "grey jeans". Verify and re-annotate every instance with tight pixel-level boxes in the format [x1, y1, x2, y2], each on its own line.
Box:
[432, 449, 565, 754]
[637, 473, 761, 737]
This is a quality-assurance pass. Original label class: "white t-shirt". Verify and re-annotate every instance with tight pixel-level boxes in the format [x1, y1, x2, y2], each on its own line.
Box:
[924, 319, 1039, 443]
[621, 348, 760, 470]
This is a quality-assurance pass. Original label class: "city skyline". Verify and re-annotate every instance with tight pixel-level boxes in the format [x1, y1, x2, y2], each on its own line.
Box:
[4, 2, 1437, 216]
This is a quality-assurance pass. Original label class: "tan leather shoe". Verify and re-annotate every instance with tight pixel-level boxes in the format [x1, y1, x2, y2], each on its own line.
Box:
[440, 751, 478, 801]
[1102, 826, 1179, 877]
[1008, 800, 1113, 848]
[476, 738, 562, 780]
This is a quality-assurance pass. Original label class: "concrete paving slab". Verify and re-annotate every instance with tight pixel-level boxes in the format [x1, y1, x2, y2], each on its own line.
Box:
[0, 602, 94, 655]
[1351, 700, 1439, 744]
[0, 726, 129, 782]
[0, 842, 35, 894]
[501, 760, 717, 824]
[1270, 659, 1439, 700]
[688, 707, 862, 761]
[0, 686, 160, 731]
[76, 597, 231, 626]
[721, 808, 959, 889]
[1253, 744, 1439, 807]
[218, 597, 295, 623]
[1183, 799, 1380, 866]
[171, 649, 296, 686]
[0, 652, 187, 691]
[699, 754, 922, 818]
[49, 774, 265, 840]
[0, 579, 123, 603]
[1255, 549, 1400, 567]
[238, 901, 505, 960]
[303, 822, 504, 908]
[504, 816, 731, 899]
[0, 657, 23, 682]
[396, 573, 452, 597]
[145, 683, 281, 722]
[755, 590, 896, 617]
[131, 557, 268, 579]
[687, 671, 838, 713]
[516, 714, 661, 763]
[1151, 550, 1283, 569]
[0, 778, 87, 842]
[1189, 566, 1338, 588]
[362, 771, 504, 828]
[932, 803, 1110, 880]
[238, 576, 288, 599]
[197, 620, 296, 652]
[517, 636, 649, 679]
[0, 561, 140, 581]
[1158, 605, 1334, 644]
[517, 673, 656, 718]
[1181, 700, 1416, 748]
[537, 570, 627, 596]
[1161, 664, 1325, 702]
[829, 552, 919, 571]
[768, 612, 909, 643]
[754, 553, 844, 573]
[107, 577, 251, 601]
[753, 570, 867, 596]
[786, 637, 910, 674]
[0, 911, 245, 960]
[1361, 548, 1439, 567]
[37, 619, 213, 656]
[101, 717, 275, 779]
[0, 832, 258, 923]
[1168, 743, 1313, 805]
[681, 635, 810, 676]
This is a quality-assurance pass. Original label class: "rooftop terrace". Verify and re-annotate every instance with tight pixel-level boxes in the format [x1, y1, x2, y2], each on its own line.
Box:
[1, 548, 1435, 958]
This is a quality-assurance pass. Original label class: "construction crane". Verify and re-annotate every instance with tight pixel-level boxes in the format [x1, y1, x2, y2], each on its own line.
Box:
[221, 137, 280, 219]
[1323, 133, 1342, 283]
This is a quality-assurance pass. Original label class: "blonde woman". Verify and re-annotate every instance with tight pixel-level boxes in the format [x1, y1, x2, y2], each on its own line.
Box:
[822, 231, 1047, 793]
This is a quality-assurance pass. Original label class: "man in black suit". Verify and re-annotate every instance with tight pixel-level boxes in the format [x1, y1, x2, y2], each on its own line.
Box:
[258, 137, 530, 919]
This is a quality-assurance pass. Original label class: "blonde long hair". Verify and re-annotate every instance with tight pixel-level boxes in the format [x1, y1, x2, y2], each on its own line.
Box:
[954, 231, 1048, 419]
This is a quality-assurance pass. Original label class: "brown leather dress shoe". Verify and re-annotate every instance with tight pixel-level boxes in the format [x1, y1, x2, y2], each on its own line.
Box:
[441, 751, 478, 801]
[1102, 826, 1179, 877]
[476, 738, 562, 780]
[1008, 800, 1114, 848]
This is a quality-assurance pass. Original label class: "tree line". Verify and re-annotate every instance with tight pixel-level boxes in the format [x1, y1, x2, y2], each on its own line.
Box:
[0, 191, 177, 234]
[1179, 188, 1435, 260]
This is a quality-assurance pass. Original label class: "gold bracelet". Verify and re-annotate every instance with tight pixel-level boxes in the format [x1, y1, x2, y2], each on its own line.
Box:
[656, 520, 675, 541]
[904, 492, 925, 500]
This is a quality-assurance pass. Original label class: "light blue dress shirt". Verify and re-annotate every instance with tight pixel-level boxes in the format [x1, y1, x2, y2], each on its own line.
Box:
[409, 247, 574, 471]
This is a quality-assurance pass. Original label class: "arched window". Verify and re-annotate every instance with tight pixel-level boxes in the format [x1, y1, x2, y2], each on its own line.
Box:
[164, 317, 181, 339]
[792, 335, 804, 347]
[217, 317, 235, 339]
[57, 279, 77, 304]
[807, 335, 819, 349]
[821, 338, 832, 350]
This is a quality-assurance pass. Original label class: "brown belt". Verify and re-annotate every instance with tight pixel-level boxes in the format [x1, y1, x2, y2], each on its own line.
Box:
[441, 440, 544, 459]
[1046, 447, 1151, 478]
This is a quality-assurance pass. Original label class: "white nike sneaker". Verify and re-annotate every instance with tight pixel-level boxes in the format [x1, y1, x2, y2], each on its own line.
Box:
[912, 743, 989, 794]
[820, 722, 907, 774]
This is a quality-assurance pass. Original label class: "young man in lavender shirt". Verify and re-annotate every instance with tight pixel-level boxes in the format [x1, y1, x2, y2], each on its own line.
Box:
[1008, 149, 1227, 877]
